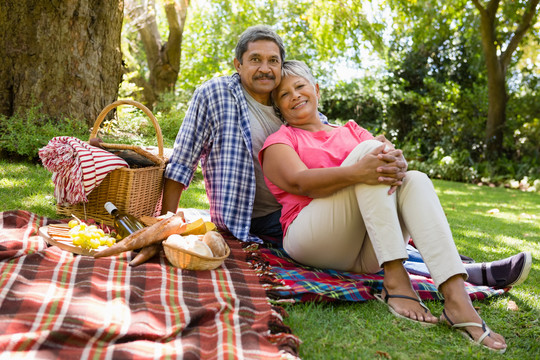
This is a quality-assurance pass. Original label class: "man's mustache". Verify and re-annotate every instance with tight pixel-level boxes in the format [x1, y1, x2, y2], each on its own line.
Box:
[254, 74, 275, 80]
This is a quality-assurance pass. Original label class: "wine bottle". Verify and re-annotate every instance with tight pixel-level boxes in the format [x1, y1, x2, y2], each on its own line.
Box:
[104, 202, 145, 239]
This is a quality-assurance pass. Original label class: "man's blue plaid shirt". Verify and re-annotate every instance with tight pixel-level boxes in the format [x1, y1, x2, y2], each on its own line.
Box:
[165, 73, 261, 242]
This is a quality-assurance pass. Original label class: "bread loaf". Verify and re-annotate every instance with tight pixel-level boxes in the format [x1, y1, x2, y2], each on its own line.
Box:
[164, 234, 213, 258]
[202, 231, 227, 257]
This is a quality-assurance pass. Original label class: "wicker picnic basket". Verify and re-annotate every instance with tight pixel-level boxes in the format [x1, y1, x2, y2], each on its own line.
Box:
[163, 239, 231, 271]
[56, 100, 166, 227]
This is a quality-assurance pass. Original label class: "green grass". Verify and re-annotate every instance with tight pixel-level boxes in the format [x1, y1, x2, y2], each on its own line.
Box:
[1, 158, 539, 359]
[0, 157, 207, 217]
[0, 159, 58, 217]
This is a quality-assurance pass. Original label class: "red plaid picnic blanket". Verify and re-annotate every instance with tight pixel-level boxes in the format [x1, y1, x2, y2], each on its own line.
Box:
[0, 211, 300, 359]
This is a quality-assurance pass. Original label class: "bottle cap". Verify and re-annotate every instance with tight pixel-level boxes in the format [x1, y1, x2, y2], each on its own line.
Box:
[104, 202, 117, 214]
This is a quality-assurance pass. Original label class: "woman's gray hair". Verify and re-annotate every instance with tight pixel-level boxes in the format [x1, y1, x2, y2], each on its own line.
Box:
[281, 60, 317, 89]
[235, 25, 286, 64]
[272, 60, 318, 122]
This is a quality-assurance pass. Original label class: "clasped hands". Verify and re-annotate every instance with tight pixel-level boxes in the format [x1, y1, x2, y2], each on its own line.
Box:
[373, 135, 408, 195]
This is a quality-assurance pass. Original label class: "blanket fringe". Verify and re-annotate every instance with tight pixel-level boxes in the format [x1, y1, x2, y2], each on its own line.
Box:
[242, 242, 302, 357]
[243, 243, 296, 304]
[268, 307, 302, 358]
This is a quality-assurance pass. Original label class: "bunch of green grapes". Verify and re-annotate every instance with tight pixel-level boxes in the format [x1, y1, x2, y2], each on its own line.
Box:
[68, 220, 116, 249]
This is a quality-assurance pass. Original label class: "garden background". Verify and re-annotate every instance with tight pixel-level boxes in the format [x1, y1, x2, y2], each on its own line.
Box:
[1, 1, 539, 358]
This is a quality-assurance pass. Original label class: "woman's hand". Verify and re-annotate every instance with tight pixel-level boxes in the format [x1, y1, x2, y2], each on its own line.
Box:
[373, 139, 408, 195]
[350, 145, 395, 185]
[374, 134, 394, 149]
[353, 146, 406, 191]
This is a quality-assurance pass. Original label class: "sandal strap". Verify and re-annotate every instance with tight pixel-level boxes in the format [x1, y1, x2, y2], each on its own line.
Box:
[381, 285, 429, 313]
[477, 323, 491, 345]
[442, 309, 491, 345]
[441, 309, 455, 325]
[452, 321, 484, 329]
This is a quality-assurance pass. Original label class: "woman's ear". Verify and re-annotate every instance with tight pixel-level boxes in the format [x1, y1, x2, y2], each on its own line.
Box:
[316, 83, 320, 100]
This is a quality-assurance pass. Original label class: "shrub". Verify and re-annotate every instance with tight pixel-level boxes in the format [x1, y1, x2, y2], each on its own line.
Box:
[408, 147, 478, 183]
[0, 105, 89, 161]
[319, 72, 539, 187]
[151, 90, 192, 144]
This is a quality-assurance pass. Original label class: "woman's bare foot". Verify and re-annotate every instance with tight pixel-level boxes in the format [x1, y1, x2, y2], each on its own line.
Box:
[440, 275, 507, 352]
[380, 260, 438, 324]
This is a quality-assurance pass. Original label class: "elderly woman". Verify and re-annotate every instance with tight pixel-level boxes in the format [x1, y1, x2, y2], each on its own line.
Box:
[258, 60, 507, 353]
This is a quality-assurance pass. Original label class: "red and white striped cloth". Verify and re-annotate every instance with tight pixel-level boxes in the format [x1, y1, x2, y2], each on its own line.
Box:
[39, 136, 128, 205]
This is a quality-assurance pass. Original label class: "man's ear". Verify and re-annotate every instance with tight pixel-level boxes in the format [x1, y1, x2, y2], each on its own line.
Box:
[234, 58, 241, 72]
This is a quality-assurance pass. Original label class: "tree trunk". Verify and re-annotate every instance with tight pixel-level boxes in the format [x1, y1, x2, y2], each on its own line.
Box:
[475, 0, 507, 158]
[485, 61, 507, 158]
[472, 0, 540, 159]
[125, 0, 189, 109]
[0, 0, 124, 126]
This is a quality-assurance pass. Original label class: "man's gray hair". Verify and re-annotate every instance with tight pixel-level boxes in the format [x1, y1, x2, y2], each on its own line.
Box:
[281, 60, 317, 89]
[235, 25, 286, 64]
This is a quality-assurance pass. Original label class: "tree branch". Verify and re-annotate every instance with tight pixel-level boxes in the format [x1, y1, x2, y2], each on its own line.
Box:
[500, 0, 540, 68]
[472, 0, 498, 64]
[486, 0, 501, 19]
[471, 0, 486, 15]
[163, 0, 189, 72]
[127, 0, 161, 69]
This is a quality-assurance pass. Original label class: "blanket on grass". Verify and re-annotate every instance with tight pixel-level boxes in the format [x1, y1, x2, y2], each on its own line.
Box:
[245, 244, 507, 303]
[0, 211, 299, 360]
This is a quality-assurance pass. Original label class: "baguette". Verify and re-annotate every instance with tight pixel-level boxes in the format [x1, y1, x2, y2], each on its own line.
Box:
[94, 214, 187, 258]
[129, 243, 161, 267]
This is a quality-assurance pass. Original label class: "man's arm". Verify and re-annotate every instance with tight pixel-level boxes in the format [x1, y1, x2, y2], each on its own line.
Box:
[161, 178, 186, 214]
[161, 82, 215, 215]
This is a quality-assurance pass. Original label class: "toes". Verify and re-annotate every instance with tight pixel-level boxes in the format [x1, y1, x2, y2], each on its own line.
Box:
[485, 337, 506, 351]
[422, 313, 438, 323]
[487, 332, 506, 348]
[400, 307, 436, 323]
[491, 332, 506, 344]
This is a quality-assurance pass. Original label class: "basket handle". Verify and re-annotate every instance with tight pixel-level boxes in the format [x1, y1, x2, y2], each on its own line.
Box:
[89, 99, 164, 159]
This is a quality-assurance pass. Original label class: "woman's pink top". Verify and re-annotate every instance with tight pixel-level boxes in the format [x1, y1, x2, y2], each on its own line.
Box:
[259, 120, 374, 235]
